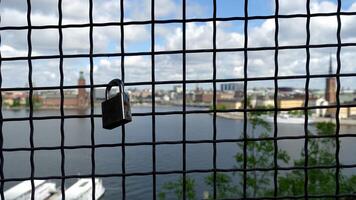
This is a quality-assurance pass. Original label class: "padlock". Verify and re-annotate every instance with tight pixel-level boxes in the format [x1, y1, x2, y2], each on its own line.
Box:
[102, 79, 132, 129]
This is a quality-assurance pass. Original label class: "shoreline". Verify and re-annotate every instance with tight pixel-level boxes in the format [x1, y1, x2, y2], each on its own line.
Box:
[2, 106, 92, 111]
[5, 105, 356, 126]
[1, 103, 172, 111]
[214, 112, 356, 126]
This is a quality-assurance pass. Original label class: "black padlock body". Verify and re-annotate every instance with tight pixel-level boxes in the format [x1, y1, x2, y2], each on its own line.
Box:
[102, 92, 132, 129]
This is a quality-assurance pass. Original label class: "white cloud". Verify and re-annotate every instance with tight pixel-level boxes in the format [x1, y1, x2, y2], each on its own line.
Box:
[279, 0, 307, 14]
[155, 0, 181, 18]
[0, 45, 27, 57]
[2, 0, 356, 89]
[1, 8, 28, 26]
[311, 0, 337, 13]
[62, 0, 89, 23]
[155, 0, 356, 88]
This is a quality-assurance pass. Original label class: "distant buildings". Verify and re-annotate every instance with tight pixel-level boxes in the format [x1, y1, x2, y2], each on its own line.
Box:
[1, 72, 89, 109]
[2, 91, 27, 107]
[220, 83, 243, 92]
[278, 97, 305, 109]
[194, 91, 217, 104]
[173, 86, 183, 93]
[216, 98, 242, 110]
[2, 62, 356, 119]
[41, 71, 89, 109]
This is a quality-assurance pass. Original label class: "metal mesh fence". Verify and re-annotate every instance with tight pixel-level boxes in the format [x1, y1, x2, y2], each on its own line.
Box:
[1, 0, 356, 199]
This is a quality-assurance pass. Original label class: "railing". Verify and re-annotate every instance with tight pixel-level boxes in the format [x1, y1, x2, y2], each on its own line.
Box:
[1, 0, 356, 199]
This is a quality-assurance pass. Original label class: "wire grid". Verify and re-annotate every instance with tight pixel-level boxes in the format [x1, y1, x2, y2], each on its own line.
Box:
[1, 0, 356, 199]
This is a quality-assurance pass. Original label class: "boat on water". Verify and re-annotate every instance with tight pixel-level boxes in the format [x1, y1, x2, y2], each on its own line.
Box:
[62, 178, 105, 200]
[3, 180, 57, 200]
[262, 114, 314, 124]
[3, 178, 105, 200]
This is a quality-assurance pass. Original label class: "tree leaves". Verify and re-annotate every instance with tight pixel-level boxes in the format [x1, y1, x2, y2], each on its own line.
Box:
[159, 177, 196, 200]
[158, 120, 356, 199]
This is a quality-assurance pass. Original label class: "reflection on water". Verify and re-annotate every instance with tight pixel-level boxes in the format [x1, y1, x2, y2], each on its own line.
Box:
[2, 106, 356, 199]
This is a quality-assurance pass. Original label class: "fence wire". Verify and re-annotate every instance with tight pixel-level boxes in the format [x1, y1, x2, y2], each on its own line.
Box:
[1, 0, 356, 199]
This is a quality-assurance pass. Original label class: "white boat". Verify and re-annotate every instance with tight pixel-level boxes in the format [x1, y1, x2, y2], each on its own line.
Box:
[262, 114, 314, 124]
[62, 178, 105, 200]
[3, 180, 57, 200]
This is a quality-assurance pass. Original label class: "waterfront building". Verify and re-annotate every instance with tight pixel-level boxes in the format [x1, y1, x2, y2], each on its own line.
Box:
[250, 94, 274, 108]
[41, 90, 79, 108]
[278, 97, 305, 109]
[194, 91, 222, 104]
[2, 91, 27, 107]
[337, 101, 356, 119]
[42, 71, 88, 109]
[219, 91, 235, 100]
[77, 71, 89, 109]
[174, 85, 183, 93]
[216, 98, 243, 109]
[277, 94, 317, 109]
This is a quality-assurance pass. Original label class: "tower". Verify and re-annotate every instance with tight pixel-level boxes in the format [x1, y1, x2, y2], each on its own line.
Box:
[325, 55, 336, 104]
[77, 71, 88, 108]
[325, 55, 336, 116]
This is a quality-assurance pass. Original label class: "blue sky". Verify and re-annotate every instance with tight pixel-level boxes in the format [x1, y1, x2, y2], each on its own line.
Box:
[1, 0, 356, 89]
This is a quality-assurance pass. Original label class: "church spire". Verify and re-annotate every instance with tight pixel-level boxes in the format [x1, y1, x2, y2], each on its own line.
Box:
[325, 53, 336, 111]
[329, 54, 333, 74]
[79, 71, 85, 80]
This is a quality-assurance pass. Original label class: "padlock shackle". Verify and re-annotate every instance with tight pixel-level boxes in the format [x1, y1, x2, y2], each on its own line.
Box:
[105, 79, 124, 100]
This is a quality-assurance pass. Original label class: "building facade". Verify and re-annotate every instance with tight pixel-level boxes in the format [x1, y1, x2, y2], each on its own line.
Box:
[77, 71, 89, 109]
[42, 71, 88, 109]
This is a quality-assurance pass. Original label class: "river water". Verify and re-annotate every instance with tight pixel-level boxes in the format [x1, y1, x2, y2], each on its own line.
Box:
[2, 105, 356, 199]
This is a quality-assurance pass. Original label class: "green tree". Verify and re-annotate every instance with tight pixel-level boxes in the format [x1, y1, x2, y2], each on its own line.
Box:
[235, 134, 290, 197]
[26, 94, 42, 107]
[158, 109, 356, 199]
[205, 103, 290, 198]
[210, 104, 226, 111]
[11, 98, 21, 107]
[287, 110, 312, 117]
[204, 173, 238, 199]
[158, 176, 196, 200]
[278, 122, 356, 198]
[235, 102, 290, 197]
